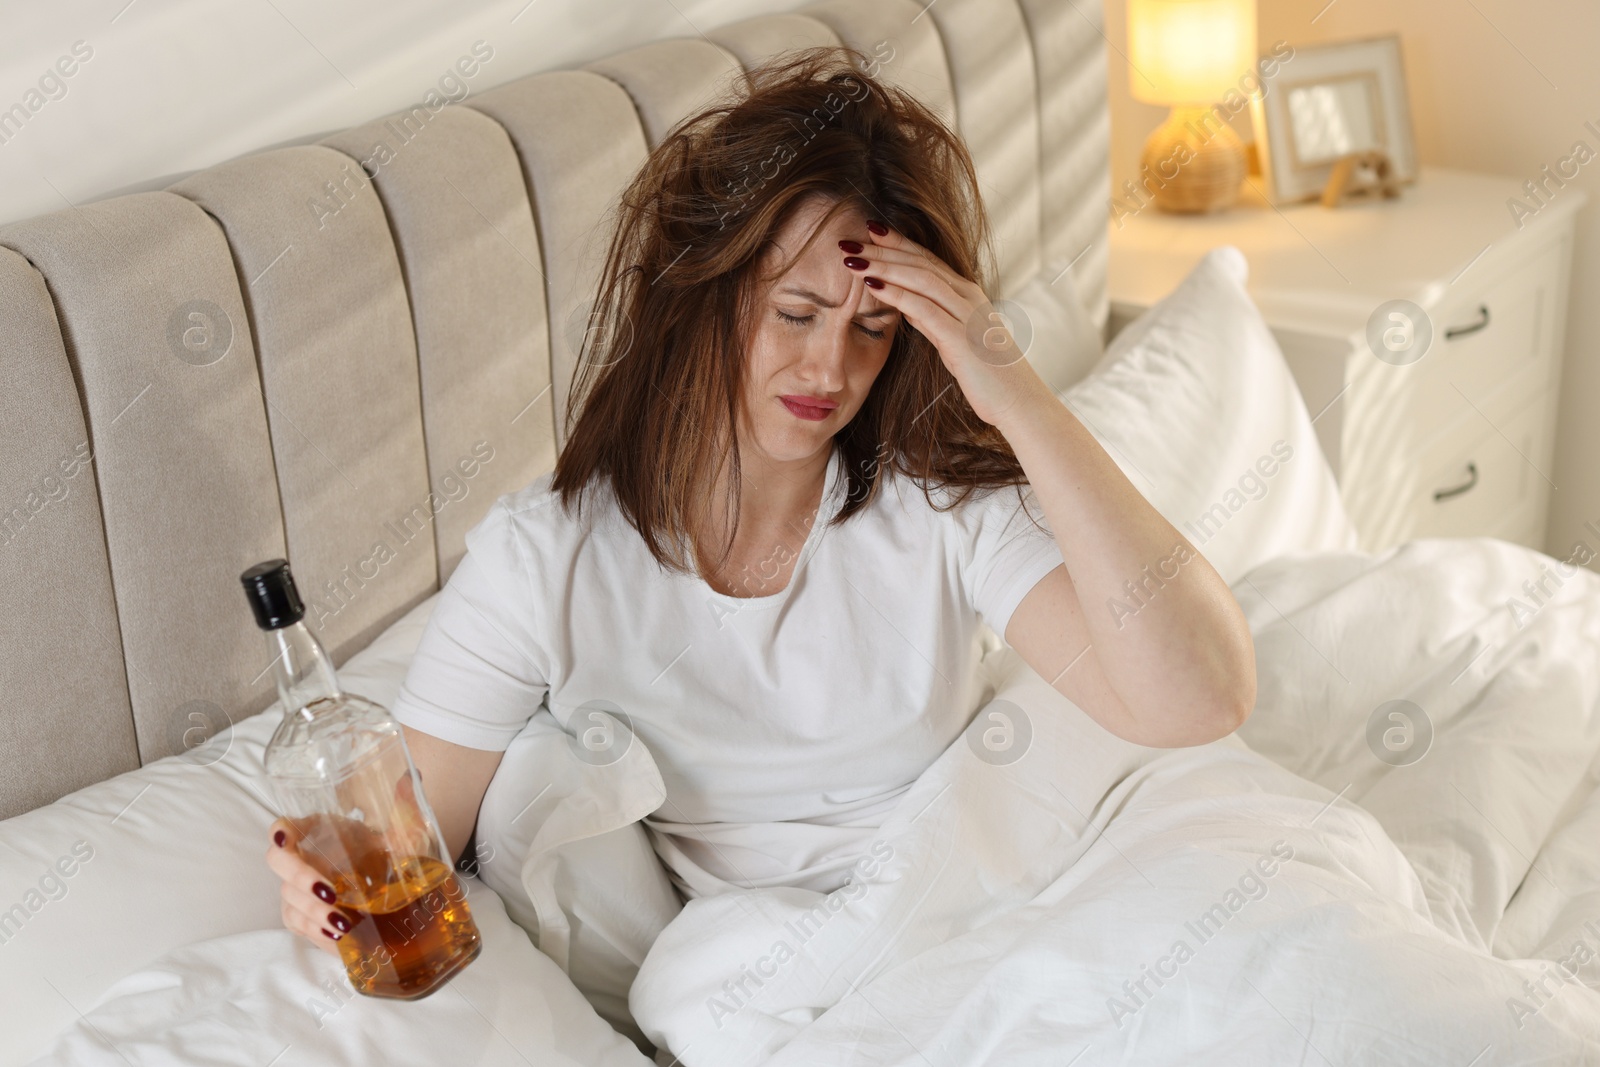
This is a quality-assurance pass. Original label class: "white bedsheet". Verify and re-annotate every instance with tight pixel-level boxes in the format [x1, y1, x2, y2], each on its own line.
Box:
[29, 880, 652, 1067]
[627, 537, 1600, 1064]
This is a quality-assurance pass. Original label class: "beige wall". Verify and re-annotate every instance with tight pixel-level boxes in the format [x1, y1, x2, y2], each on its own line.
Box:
[0, 0, 787, 227]
[1103, 0, 1600, 564]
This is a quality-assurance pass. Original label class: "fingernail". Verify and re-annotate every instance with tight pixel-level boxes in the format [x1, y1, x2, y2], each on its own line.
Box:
[312, 881, 336, 904]
[837, 239, 863, 254]
[866, 220, 888, 236]
[322, 927, 342, 941]
[273, 830, 286, 848]
[843, 257, 869, 271]
[863, 276, 884, 290]
[329, 911, 351, 933]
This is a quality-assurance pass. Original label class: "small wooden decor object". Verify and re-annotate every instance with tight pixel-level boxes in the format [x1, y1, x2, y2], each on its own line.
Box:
[1320, 149, 1402, 207]
[1140, 109, 1249, 213]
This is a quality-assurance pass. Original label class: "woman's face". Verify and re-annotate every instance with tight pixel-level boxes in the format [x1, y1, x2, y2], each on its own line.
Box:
[738, 198, 901, 467]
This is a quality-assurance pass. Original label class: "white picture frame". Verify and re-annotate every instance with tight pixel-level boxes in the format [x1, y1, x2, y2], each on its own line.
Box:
[1250, 35, 1418, 204]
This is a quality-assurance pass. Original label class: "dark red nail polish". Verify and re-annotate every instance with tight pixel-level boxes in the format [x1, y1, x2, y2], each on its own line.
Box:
[312, 881, 336, 904]
[322, 927, 341, 941]
[866, 220, 888, 236]
[838, 239, 863, 254]
[329, 911, 351, 933]
[863, 276, 884, 290]
[273, 830, 286, 847]
[843, 257, 869, 271]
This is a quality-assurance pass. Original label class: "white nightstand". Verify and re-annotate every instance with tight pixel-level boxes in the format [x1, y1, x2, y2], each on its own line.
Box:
[1107, 166, 1584, 554]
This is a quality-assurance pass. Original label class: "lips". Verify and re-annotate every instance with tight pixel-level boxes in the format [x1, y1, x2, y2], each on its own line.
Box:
[779, 395, 837, 422]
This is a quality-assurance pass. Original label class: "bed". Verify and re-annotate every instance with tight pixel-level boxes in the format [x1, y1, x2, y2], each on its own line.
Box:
[3, 1, 1599, 1064]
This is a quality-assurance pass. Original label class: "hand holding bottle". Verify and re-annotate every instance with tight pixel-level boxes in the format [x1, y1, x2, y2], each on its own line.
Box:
[265, 816, 354, 956]
[264, 769, 436, 956]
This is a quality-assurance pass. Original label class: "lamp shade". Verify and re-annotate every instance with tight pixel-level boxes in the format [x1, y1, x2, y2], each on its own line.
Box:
[1127, 0, 1257, 106]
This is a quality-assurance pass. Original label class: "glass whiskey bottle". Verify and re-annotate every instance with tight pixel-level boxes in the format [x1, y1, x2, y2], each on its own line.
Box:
[240, 559, 482, 999]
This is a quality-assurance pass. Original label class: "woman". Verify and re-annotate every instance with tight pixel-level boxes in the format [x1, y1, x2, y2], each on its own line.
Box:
[267, 45, 1254, 955]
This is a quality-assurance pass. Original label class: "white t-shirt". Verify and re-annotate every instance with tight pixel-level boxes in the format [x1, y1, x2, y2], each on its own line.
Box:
[390, 450, 1064, 899]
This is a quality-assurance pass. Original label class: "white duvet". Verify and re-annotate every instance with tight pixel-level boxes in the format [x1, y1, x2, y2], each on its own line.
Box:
[627, 537, 1600, 1064]
[25, 537, 1600, 1065]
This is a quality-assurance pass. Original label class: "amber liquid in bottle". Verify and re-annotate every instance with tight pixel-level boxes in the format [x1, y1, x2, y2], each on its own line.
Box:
[294, 811, 481, 999]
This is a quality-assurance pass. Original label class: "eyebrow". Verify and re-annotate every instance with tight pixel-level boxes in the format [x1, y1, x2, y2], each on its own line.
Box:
[777, 286, 899, 320]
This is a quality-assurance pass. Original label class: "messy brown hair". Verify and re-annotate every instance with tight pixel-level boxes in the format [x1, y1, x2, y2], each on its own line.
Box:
[551, 45, 1029, 574]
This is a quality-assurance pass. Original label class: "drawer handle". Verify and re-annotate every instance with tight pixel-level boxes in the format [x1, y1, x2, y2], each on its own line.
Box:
[1444, 304, 1490, 340]
[1433, 462, 1479, 502]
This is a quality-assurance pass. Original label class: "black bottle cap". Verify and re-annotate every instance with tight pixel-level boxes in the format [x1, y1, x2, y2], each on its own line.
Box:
[240, 559, 306, 630]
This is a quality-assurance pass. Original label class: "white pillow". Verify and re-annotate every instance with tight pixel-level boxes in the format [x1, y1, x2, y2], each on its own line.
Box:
[1059, 246, 1359, 585]
[0, 593, 650, 1066]
[1006, 264, 1105, 393]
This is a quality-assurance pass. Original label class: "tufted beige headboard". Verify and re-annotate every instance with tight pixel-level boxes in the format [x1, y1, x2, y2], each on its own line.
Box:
[0, 0, 1108, 820]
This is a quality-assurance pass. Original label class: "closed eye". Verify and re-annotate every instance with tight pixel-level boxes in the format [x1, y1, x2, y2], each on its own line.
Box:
[776, 309, 887, 341]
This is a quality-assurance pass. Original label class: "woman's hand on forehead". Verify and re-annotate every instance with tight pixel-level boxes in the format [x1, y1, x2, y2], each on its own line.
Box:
[835, 219, 1050, 427]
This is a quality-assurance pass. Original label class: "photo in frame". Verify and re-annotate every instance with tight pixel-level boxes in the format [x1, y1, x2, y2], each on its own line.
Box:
[1250, 34, 1418, 204]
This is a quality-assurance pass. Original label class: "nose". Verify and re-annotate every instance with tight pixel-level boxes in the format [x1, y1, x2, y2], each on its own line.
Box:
[794, 280, 861, 392]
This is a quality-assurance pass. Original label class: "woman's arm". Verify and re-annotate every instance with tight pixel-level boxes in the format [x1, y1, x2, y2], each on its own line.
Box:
[844, 223, 1255, 747]
[995, 399, 1256, 747]
[402, 724, 505, 865]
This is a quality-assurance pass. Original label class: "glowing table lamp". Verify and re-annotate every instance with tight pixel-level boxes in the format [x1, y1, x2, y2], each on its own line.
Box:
[1127, 0, 1257, 212]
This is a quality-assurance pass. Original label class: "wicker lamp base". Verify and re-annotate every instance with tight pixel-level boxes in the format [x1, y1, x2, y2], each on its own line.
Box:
[1140, 107, 1247, 214]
